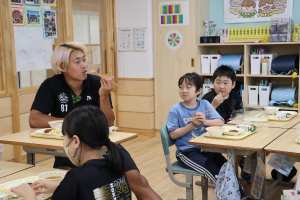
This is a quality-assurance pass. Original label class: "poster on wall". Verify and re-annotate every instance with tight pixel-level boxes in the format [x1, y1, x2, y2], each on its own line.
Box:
[165, 29, 183, 50]
[159, 1, 189, 26]
[11, 0, 23, 6]
[25, 0, 41, 6]
[41, 0, 56, 6]
[224, 0, 293, 23]
[14, 26, 53, 71]
[42, 9, 57, 39]
[118, 27, 147, 52]
[12, 7, 25, 26]
[25, 8, 42, 27]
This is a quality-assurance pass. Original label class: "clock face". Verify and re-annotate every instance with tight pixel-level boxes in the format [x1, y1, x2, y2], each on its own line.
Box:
[165, 30, 183, 50]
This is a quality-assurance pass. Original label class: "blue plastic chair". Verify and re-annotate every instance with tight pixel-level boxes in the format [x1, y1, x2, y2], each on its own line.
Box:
[160, 125, 209, 200]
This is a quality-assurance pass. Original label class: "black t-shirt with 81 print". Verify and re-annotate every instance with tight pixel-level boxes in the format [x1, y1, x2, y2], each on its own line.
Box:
[31, 73, 113, 118]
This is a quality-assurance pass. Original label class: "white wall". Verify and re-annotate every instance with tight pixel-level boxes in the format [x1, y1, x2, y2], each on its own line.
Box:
[116, 0, 153, 78]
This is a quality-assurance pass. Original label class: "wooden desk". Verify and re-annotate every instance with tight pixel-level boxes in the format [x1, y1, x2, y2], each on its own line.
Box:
[264, 129, 300, 161]
[0, 165, 67, 184]
[227, 114, 299, 129]
[0, 161, 33, 179]
[0, 130, 138, 165]
[189, 127, 287, 198]
[290, 122, 300, 129]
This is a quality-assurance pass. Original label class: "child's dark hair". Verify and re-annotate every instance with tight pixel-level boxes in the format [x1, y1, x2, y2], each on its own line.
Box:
[212, 65, 236, 83]
[62, 105, 125, 178]
[178, 72, 203, 97]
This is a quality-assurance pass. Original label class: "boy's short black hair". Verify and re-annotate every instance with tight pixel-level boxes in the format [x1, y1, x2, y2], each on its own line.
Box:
[212, 65, 236, 83]
[178, 72, 203, 97]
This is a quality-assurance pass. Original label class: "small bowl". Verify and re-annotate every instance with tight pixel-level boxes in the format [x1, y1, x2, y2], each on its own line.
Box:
[206, 127, 224, 137]
[37, 171, 66, 182]
[48, 120, 63, 129]
[264, 106, 280, 115]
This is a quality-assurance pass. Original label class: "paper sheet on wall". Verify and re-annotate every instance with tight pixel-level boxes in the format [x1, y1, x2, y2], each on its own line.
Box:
[92, 47, 101, 65]
[14, 26, 53, 71]
[118, 27, 147, 51]
[159, 1, 189, 26]
[251, 157, 265, 199]
[224, 0, 293, 23]
[268, 153, 295, 177]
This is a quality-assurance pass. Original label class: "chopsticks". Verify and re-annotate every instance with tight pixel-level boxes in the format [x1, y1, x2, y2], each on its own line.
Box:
[91, 70, 118, 87]
[192, 107, 215, 117]
[192, 113, 217, 116]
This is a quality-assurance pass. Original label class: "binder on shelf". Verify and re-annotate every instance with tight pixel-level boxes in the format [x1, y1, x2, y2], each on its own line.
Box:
[260, 53, 278, 75]
[201, 55, 211, 74]
[210, 54, 221, 73]
[248, 86, 258, 105]
[259, 86, 271, 106]
[250, 55, 261, 74]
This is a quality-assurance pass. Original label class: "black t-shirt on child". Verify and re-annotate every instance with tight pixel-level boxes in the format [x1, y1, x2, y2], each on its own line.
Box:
[202, 89, 243, 123]
[52, 159, 131, 200]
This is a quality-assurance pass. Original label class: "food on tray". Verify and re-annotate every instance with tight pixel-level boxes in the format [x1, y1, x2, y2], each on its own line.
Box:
[229, 130, 239, 132]
[44, 128, 53, 133]
[206, 127, 224, 137]
[275, 113, 287, 120]
[0, 188, 13, 195]
[45, 128, 62, 135]
[45, 175, 64, 179]
[264, 106, 280, 115]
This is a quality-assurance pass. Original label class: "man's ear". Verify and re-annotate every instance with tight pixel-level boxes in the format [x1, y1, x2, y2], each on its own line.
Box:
[60, 64, 67, 73]
[231, 81, 236, 89]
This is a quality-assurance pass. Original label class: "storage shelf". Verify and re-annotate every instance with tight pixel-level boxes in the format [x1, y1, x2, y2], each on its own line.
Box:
[197, 42, 300, 47]
[245, 105, 298, 111]
[246, 75, 299, 78]
[200, 73, 244, 77]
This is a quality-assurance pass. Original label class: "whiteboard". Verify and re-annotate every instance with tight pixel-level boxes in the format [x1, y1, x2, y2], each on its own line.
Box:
[14, 26, 53, 71]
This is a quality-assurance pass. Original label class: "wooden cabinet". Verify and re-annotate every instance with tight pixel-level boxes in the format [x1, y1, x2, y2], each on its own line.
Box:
[197, 42, 300, 112]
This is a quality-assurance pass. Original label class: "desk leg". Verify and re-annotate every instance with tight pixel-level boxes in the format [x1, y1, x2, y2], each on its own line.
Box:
[27, 153, 35, 165]
[261, 152, 266, 199]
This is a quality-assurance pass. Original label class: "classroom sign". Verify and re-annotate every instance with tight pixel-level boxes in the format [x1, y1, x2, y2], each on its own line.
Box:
[224, 0, 293, 23]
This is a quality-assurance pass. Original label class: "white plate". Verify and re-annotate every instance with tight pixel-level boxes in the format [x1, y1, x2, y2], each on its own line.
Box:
[34, 128, 62, 137]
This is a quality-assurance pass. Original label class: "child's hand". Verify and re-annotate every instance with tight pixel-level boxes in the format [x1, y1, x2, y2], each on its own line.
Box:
[211, 93, 223, 108]
[196, 112, 207, 126]
[11, 183, 35, 199]
[192, 113, 202, 127]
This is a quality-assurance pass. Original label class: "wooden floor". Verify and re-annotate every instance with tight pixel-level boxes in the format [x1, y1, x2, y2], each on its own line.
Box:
[10, 131, 300, 200]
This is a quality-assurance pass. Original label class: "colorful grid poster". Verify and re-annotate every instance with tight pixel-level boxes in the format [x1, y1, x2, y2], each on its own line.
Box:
[159, 1, 189, 26]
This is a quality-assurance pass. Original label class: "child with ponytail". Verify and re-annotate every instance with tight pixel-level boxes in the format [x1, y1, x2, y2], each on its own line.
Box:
[12, 105, 131, 200]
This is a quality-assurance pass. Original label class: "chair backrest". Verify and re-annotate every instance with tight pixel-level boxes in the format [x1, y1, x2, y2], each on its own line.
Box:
[160, 125, 175, 155]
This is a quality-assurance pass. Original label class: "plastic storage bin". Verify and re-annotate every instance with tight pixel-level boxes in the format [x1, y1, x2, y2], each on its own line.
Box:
[201, 55, 211, 74]
[259, 86, 271, 106]
[210, 55, 221, 73]
[250, 55, 261, 74]
[201, 84, 214, 98]
[248, 86, 258, 105]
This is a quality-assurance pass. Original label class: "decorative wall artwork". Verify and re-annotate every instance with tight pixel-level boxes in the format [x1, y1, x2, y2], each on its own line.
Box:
[165, 30, 183, 50]
[159, 1, 189, 26]
[41, 0, 56, 6]
[11, 0, 23, 6]
[25, 0, 41, 6]
[25, 8, 42, 27]
[224, 0, 293, 23]
[42, 9, 57, 39]
[12, 7, 25, 26]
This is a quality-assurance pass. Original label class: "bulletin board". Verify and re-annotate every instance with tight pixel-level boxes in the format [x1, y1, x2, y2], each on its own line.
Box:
[118, 27, 147, 52]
